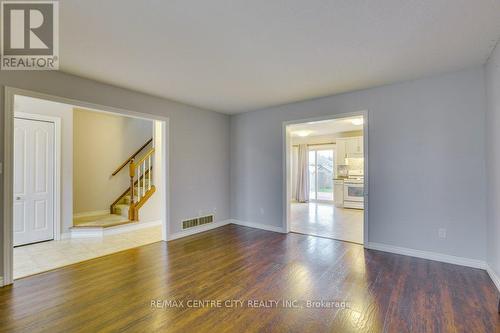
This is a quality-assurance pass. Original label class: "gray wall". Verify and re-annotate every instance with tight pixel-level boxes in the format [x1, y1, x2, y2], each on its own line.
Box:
[485, 43, 500, 278]
[230, 68, 487, 261]
[0, 71, 230, 276]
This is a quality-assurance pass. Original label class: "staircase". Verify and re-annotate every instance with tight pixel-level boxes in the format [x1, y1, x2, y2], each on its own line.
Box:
[73, 139, 157, 229]
[110, 163, 155, 221]
[111, 178, 153, 218]
[111, 139, 156, 221]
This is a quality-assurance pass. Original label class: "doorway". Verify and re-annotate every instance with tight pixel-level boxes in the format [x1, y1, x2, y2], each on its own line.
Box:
[3, 87, 170, 285]
[284, 112, 367, 244]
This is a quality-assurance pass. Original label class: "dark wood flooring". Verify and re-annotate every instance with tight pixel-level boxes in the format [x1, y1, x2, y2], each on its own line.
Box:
[0, 224, 498, 332]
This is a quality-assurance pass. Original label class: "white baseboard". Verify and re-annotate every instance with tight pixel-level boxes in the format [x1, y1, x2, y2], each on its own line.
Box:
[366, 242, 487, 270]
[60, 232, 71, 240]
[486, 265, 500, 293]
[70, 220, 162, 238]
[168, 219, 231, 241]
[73, 210, 109, 218]
[230, 219, 286, 233]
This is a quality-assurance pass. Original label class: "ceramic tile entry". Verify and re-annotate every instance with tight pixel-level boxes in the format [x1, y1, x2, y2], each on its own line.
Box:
[13, 226, 162, 279]
[291, 202, 363, 244]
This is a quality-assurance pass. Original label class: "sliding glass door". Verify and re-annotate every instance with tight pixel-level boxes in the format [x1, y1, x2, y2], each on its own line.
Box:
[308, 148, 334, 201]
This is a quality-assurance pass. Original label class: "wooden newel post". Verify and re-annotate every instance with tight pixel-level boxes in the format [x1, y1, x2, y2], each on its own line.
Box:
[129, 159, 136, 221]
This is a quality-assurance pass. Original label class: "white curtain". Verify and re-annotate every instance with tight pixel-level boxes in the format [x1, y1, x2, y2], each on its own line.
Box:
[294, 144, 309, 202]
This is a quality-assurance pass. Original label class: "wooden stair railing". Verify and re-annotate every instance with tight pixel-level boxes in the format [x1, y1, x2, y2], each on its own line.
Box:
[128, 148, 155, 221]
[111, 138, 152, 176]
[109, 168, 152, 214]
[110, 139, 156, 221]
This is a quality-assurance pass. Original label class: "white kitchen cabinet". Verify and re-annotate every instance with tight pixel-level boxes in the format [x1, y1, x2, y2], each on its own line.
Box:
[334, 179, 344, 207]
[358, 137, 364, 155]
[336, 138, 347, 165]
[346, 136, 363, 157]
[346, 139, 358, 155]
[336, 136, 363, 165]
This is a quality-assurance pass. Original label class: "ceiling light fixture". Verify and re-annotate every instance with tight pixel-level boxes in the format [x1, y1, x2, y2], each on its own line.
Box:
[294, 130, 312, 137]
[306, 119, 333, 125]
[351, 118, 364, 126]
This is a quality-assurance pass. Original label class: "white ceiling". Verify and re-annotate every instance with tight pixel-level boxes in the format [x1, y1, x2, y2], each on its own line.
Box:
[289, 116, 363, 137]
[60, 1, 500, 114]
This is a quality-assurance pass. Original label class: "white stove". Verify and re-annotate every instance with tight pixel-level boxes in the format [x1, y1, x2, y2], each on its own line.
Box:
[344, 176, 364, 209]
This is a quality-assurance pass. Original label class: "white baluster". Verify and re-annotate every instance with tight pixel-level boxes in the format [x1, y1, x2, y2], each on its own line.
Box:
[142, 161, 145, 196]
[148, 156, 152, 191]
[136, 168, 140, 200]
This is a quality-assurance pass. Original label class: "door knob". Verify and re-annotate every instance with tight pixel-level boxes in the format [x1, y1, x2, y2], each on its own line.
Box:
[15, 196, 21, 200]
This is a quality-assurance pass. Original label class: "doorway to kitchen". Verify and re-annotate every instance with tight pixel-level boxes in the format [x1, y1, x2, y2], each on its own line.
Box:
[284, 113, 367, 244]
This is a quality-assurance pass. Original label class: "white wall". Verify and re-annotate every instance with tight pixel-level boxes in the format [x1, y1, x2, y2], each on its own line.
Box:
[73, 108, 153, 214]
[137, 120, 164, 224]
[0, 70, 230, 277]
[485, 42, 500, 281]
[14, 95, 74, 234]
[230, 68, 487, 261]
[132, 121, 165, 223]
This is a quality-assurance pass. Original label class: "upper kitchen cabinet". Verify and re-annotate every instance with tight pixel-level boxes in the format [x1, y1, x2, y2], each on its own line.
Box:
[336, 138, 347, 165]
[336, 137, 363, 164]
[348, 137, 363, 157]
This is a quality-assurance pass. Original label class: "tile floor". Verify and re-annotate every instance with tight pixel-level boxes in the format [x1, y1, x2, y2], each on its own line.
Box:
[291, 202, 363, 244]
[13, 226, 162, 279]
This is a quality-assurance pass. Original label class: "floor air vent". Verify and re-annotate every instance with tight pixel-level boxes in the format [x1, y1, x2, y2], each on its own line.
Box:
[182, 215, 214, 229]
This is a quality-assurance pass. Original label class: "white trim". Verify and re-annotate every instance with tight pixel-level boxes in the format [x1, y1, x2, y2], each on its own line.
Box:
[3, 89, 14, 286]
[3, 86, 170, 286]
[362, 111, 369, 243]
[72, 210, 110, 219]
[155, 120, 169, 242]
[168, 219, 231, 241]
[14, 112, 62, 242]
[366, 242, 487, 269]
[70, 220, 162, 238]
[486, 265, 500, 293]
[230, 219, 286, 233]
[283, 122, 291, 233]
[282, 110, 369, 244]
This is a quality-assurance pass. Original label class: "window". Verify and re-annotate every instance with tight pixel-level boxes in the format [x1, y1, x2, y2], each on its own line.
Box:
[309, 148, 334, 201]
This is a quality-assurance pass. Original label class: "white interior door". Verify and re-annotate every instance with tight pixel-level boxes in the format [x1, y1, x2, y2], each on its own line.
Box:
[13, 117, 55, 246]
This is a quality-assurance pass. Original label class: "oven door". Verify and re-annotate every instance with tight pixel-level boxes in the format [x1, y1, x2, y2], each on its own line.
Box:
[344, 183, 364, 202]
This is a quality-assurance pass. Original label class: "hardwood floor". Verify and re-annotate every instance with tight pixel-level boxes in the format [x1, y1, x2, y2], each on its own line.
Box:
[0, 224, 498, 332]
